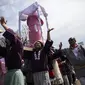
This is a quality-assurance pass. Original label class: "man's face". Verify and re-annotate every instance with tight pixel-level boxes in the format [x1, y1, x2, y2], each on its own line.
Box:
[69, 40, 75, 46]
[34, 41, 42, 49]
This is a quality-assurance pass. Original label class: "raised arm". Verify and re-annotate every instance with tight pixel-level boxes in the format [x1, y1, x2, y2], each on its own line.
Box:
[0, 17, 8, 30]
[0, 17, 20, 45]
[44, 28, 54, 53]
[47, 28, 54, 41]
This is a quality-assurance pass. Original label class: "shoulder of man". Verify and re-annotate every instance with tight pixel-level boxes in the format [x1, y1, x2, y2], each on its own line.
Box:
[79, 45, 85, 52]
[78, 45, 85, 57]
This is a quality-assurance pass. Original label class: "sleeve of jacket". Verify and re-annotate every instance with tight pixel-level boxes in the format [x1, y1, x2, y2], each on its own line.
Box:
[0, 46, 6, 57]
[3, 29, 16, 44]
[24, 50, 32, 60]
[52, 49, 62, 59]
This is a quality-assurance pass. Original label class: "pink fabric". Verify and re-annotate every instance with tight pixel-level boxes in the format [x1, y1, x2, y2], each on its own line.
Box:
[0, 58, 6, 85]
[0, 75, 4, 85]
[0, 58, 6, 74]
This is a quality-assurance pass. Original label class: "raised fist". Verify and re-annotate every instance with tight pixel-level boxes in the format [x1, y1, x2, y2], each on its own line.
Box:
[0, 17, 7, 25]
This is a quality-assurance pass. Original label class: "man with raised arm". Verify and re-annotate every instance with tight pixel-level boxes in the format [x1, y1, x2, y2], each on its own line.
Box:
[0, 17, 24, 85]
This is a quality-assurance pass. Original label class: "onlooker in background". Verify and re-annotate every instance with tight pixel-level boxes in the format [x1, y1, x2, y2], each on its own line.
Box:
[60, 37, 85, 85]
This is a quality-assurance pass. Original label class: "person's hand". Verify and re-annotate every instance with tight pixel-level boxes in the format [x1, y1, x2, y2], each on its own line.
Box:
[48, 28, 54, 32]
[0, 17, 8, 30]
[59, 42, 62, 50]
[0, 17, 7, 25]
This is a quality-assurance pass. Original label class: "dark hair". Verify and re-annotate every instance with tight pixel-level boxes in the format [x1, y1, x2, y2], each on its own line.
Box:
[68, 37, 73, 42]
[34, 41, 44, 48]
[36, 41, 44, 47]
[68, 37, 76, 43]
[73, 38, 76, 42]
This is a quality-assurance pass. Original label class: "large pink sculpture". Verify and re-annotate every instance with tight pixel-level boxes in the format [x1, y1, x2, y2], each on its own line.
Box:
[27, 13, 44, 47]
[19, 2, 47, 48]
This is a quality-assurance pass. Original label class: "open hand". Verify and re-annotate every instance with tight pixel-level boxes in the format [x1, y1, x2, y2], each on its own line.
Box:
[59, 42, 62, 50]
[48, 28, 54, 32]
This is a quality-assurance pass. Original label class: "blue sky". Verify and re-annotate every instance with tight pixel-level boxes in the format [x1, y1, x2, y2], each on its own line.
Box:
[0, 0, 85, 48]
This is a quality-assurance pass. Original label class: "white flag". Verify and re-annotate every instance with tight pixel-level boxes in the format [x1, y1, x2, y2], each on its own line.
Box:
[20, 2, 38, 15]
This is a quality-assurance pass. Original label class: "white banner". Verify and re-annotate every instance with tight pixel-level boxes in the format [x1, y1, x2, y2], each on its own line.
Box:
[20, 2, 38, 15]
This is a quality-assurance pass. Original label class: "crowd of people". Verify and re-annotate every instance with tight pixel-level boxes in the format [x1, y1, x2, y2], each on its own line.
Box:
[0, 17, 85, 85]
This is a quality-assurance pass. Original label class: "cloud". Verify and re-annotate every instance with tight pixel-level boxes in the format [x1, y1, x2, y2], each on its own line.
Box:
[0, 0, 35, 31]
[40, 0, 85, 48]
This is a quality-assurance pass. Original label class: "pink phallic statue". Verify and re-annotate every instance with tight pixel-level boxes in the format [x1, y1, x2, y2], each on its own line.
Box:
[26, 12, 44, 48]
